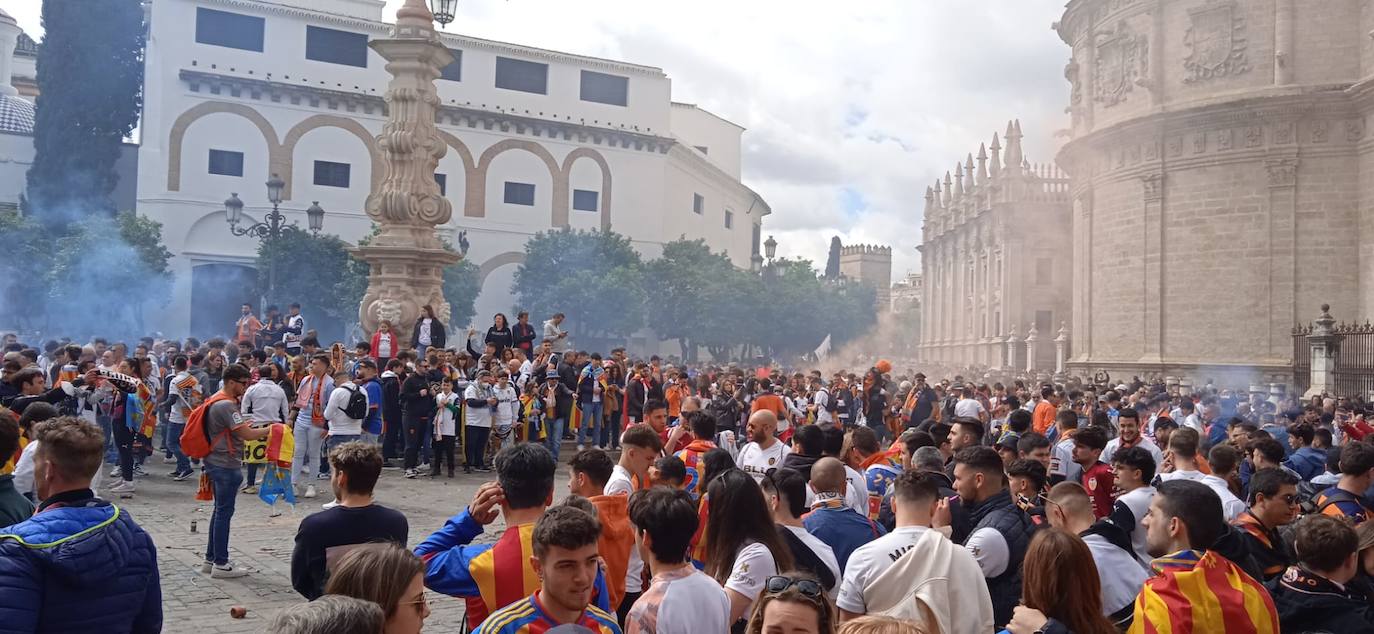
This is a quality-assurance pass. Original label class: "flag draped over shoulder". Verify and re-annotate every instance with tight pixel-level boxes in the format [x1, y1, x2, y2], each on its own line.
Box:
[126, 383, 157, 438]
[1129, 549, 1278, 634]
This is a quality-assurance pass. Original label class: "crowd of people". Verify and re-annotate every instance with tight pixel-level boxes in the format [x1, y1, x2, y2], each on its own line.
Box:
[4, 305, 1374, 633]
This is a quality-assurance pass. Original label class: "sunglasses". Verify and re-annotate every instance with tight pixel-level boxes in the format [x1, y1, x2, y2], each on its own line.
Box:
[765, 575, 823, 598]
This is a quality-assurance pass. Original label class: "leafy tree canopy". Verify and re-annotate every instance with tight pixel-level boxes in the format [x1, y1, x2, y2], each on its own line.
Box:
[513, 228, 645, 339]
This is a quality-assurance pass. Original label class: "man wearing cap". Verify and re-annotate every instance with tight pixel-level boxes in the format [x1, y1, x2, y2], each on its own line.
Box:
[541, 369, 575, 461]
[904, 373, 936, 428]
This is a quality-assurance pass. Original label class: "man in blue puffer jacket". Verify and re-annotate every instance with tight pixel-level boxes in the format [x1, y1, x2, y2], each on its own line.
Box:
[0, 416, 161, 633]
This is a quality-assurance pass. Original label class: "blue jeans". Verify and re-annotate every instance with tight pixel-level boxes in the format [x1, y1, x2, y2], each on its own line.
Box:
[328, 434, 361, 455]
[205, 464, 244, 566]
[578, 402, 603, 446]
[546, 417, 566, 461]
[166, 422, 190, 473]
[98, 414, 117, 464]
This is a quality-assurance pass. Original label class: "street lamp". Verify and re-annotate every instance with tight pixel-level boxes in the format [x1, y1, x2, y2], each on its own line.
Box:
[429, 0, 457, 27]
[223, 173, 326, 312]
[764, 235, 778, 261]
[750, 253, 763, 273]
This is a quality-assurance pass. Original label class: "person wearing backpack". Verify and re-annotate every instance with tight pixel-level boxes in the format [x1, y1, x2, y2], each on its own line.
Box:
[192, 364, 271, 579]
[1313, 440, 1374, 525]
[836, 469, 992, 633]
[322, 371, 368, 510]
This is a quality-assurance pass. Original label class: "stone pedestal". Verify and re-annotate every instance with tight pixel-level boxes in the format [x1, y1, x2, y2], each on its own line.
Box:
[1304, 304, 1342, 399]
[1024, 324, 1040, 373]
[354, 244, 459, 347]
[354, 0, 462, 343]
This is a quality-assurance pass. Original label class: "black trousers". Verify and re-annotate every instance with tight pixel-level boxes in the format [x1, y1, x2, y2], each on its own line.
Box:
[432, 435, 456, 474]
[465, 425, 490, 469]
[403, 414, 431, 469]
[382, 414, 404, 459]
[112, 420, 135, 481]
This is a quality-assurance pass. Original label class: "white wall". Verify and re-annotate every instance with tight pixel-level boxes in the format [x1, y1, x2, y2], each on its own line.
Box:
[670, 103, 744, 179]
[0, 131, 31, 208]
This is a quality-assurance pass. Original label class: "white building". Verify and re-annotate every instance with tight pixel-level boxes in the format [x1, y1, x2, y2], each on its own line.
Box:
[139, 0, 770, 339]
[0, 9, 37, 214]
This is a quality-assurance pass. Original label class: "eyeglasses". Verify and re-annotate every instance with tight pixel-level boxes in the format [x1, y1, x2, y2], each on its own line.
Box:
[404, 593, 429, 612]
[1279, 494, 1299, 506]
[764, 575, 823, 598]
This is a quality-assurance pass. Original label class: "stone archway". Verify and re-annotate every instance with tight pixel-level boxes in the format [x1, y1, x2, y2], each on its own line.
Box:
[478, 251, 527, 287]
[437, 131, 480, 218]
[560, 147, 613, 230]
[471, 139, 562, 219]
[280, 114, 383, 199]
[167, 102, 283, 191]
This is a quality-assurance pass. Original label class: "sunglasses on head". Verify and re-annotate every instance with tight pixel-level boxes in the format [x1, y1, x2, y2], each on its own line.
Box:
[765, 575, 823, 598]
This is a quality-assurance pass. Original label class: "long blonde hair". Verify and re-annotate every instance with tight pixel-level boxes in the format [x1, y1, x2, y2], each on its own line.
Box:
[324, 543, 424, 619]
[838, 615, 927, 634]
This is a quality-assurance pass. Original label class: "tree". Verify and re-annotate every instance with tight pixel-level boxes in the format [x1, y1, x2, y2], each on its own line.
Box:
[645, 238, 737, 360]
[513, 228, 645, 343]
[25, 0, 143, 227]
[0, 214, 55, 331]
[258, 226, 365, 343]
[45, 211, 173, 338]
[442, 258, 480, 329]
[824, 236, 842, 280]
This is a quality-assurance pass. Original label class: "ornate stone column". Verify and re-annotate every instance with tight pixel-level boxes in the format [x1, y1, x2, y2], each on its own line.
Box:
[1024, 323, 1039, 373]
[354, 0, 461, 345]
[1004, 324, 1019, 371]
[1053, 322, 1069, 379]
[1304, 304, 1343, 399]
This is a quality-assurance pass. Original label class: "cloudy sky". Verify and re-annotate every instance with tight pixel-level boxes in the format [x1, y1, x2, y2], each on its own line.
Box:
[6, 0, 1070, 281]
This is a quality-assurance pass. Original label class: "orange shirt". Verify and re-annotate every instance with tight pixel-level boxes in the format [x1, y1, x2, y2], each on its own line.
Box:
[752, 394, 787, 419]
[1033, 400, 1057, 435]
[665, 385, 685, 418]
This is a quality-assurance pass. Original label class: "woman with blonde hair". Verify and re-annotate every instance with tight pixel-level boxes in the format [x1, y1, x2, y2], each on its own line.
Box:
[745, 573, 836, 634]
[1006, 529, 1117, 634]
[837, 616, 925, 634]
[324, 543, 430, 634]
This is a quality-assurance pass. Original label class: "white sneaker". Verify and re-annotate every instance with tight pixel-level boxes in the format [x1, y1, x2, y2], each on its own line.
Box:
[269, 507, 282, 518]
[210, 563, 250, 579]
[322, 500, 339, 510]
[118, 483, 135, 499]
[108, 480, 133, 492]
[108, 466, 121, 478]
[303, 485, 317, 499]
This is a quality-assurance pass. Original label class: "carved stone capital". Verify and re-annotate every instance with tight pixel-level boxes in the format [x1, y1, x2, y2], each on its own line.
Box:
[1265, 158, 1298, 189]
[1142, 173, 1163, 202]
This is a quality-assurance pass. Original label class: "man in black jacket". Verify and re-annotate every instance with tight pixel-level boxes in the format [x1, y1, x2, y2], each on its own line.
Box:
[380, 359, 405, 465]
[400, 360, 436, 478]
[1270, 514, 1374, 632]
[512, 311, 538, 360]
[541, 370, 575, 461]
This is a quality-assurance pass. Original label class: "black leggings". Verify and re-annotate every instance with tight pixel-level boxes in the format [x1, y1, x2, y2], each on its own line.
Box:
[112, 421, 135, 482]
[433, 436, 456, 473]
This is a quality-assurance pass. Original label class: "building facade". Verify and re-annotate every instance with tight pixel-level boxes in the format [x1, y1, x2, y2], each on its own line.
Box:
[1055, 0, 1370, 383]
[918, 121, 1073, 370]
[139, 0, 769, 338]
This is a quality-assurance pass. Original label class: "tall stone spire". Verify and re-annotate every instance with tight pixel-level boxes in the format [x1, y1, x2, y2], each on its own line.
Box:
[1004, 120, 1024, 177]
[989, 132, 1002, 178]
[977, 144, 989, 184]
[942, 172, 953, 207]
[953, 163, 965, 201]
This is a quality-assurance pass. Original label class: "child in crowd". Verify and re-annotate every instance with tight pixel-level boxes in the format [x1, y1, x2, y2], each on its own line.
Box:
[433, 379, 458, 478]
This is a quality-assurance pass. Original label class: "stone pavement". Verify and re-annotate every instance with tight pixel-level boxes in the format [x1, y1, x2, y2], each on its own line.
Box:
[118, 458, 574, 634]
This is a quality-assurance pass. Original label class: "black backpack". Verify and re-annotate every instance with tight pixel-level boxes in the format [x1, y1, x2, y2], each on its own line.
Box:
[342, 385, 369, 420]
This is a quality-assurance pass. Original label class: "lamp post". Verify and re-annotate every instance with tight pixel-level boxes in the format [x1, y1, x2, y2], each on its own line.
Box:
[428, 0, 457, 27]
[224, 173, 325, 311]
[762, 235, 778, 280]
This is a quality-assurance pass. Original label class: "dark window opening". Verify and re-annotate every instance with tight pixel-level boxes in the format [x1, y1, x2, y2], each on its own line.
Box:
[305, 25, 368, 68]
[495, 57, 548, 94]
[573, 189, 598, 212]
[195, 8, 265, 52]
[504, 182, 536, 206]
[580, 70, 628, 106]
[313, 160, 351, 188]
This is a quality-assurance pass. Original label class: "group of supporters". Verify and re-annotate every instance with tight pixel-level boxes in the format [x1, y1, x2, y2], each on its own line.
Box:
[5, 313, 1374, 633]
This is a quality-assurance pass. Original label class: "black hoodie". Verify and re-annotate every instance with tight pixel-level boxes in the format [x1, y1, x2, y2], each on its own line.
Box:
[1268, 566, 1374, 633]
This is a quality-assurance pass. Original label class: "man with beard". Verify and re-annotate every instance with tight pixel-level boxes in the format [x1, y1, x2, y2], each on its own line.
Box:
[1233, 467, 1299, 581]
[735, 410, 790, 483]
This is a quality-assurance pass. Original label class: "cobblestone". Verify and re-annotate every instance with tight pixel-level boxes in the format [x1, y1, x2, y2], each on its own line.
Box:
[118, 459, 568, 633]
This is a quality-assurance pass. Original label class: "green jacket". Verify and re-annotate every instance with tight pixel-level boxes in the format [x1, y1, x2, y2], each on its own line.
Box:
[0, 474, 34, 528]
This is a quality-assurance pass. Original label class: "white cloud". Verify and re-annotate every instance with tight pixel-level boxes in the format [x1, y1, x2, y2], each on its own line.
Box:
[6, 0, 1072, 281]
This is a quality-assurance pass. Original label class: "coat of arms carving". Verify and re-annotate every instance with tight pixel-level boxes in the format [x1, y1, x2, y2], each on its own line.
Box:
[1094, 21, 1148, 107]
[1183, 1, 1250, 83]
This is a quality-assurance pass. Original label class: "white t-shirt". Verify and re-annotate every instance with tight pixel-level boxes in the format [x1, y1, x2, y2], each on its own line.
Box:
[1082, 533, 1149, 617]
[843, 465, 869, 515]
[1113, 486, 1155, 568]
[1050, 437, 1082, 482]
[606, 464, 646, 594]
[464, 383, 491, 428]
[964, 527, 1010, 578]
[435, 392, 459, 436]
[736, 441, 791, 483]
[492, 384, 518, 429]
[783, 525, 842, 601]
[1101, 436, 1163, 468]
[725, 541, 778, 612]
[836, 526, 928, 613]
[954, 397, 986, 419]
[1157, 470, 1246, 521]
[626, 565, 730, 634]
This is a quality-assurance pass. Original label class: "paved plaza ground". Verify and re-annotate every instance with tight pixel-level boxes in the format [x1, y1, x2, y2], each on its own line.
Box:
[119, 452, 578, 633]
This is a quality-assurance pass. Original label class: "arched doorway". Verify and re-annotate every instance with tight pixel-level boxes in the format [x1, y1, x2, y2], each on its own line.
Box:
[191, 263, 257, 339]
